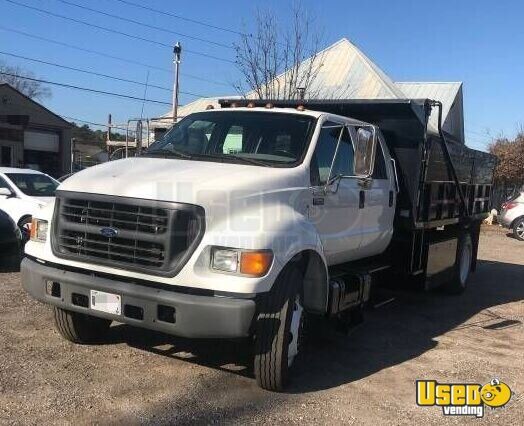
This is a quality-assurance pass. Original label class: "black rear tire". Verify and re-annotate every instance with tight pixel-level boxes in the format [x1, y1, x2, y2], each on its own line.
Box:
[53, 307, 112, 344]
[254, 265, 303, 391]
[444, 233, 473, 295]
[512, 217, 524, 241]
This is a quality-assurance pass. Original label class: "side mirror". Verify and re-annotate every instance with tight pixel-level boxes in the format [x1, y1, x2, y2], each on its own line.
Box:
[353, 127, 376, 177]
[0, 187, 14, 198]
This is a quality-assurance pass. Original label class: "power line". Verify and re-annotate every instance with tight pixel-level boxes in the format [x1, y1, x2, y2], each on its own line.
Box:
[61, 115, 128, 132]
[4, 0, 236, 64]
[0, 25, 232, 87]
[57, 0, 233, 50]
[109, 0, 249, 37]
[0, 71, 172, 105]
[0, 50, 207, 98]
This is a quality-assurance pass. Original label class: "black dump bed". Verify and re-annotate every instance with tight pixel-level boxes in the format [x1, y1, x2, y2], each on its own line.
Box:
[220, 99, 497, 230]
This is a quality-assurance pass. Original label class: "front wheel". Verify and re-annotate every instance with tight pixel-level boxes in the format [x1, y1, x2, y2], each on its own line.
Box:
[254, 265, 304, 391]
[53, 307, 112, 344]
[513, 218, 524, 241]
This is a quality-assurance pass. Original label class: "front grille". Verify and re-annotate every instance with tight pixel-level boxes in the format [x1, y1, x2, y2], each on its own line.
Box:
[52, 192, 205, 276]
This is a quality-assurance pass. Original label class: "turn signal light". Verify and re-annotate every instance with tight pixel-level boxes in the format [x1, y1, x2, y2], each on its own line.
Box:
[240, 251, 273, 276]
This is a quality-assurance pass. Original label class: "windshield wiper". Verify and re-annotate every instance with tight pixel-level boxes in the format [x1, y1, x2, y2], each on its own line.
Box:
[195, 153, 271, 167]
[228, 155, 271, 167]
[143, 147, 193, 159]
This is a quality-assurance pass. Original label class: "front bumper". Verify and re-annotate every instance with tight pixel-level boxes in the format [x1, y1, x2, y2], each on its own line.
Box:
[21, 258, 256, 338]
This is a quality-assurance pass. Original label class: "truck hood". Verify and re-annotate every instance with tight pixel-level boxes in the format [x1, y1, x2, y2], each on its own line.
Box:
[57, 157, 306, 205]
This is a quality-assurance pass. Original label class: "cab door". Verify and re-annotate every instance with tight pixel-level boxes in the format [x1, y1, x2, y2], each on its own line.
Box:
[356, 134, 395, 257]
[309, 121, 362, 265]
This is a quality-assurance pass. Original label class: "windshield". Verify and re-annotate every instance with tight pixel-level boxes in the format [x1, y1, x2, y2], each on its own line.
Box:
[6, 173, 58, 197]
[144, 111, 315, 166]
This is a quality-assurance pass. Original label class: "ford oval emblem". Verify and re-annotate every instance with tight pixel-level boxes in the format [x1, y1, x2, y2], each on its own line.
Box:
[100, 227, 118, 238]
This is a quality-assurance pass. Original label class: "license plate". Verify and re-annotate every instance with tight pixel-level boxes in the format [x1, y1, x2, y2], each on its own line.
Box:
[90, 290, 121, 315]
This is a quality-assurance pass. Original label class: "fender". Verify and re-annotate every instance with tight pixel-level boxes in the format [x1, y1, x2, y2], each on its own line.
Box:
[207, 197, 330, 312]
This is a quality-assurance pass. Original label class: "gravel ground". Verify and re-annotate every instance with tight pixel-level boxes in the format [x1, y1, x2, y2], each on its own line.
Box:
[0, 226, 523, 425]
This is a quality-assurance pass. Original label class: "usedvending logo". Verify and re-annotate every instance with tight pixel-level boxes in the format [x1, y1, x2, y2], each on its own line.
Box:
[416, 378, 513, 418]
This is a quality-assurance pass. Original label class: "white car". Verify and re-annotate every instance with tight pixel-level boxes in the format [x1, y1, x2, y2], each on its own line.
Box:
[499, 191, 524, 241]
[0, 168, 58, 240]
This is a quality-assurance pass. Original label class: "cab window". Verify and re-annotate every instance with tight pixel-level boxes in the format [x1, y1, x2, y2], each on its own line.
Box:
[372, 143, 388, 179]
[311, 123, 354, 186]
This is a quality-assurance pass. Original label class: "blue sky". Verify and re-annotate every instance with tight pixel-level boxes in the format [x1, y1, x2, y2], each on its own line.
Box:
[1, 0, 523, 150]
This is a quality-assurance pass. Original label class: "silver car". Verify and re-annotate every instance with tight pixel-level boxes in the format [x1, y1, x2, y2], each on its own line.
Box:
[499, 192, 524, 241]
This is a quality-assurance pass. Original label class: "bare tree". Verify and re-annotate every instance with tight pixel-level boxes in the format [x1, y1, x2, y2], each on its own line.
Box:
[234, 4, 325, 100]
[0, 62, 51, 100]
[489, 132, 524, 188]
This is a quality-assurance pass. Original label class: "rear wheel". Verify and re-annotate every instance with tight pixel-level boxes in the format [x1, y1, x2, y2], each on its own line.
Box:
[53, 307, 112, 344]
[254, 265, 304, 391]
[444, 233, 472, 294]
[513, 218, 524, 241]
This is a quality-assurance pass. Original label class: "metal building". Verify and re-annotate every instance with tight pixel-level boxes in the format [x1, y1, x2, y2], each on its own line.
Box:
[154, 38, 466, 144]
[0, 83, 72, 176]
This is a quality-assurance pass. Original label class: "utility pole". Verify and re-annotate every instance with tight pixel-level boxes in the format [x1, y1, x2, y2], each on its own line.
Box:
[70, 137, 75, 174]
[172, 42, 182, 123]
[107, 113, 112, 144]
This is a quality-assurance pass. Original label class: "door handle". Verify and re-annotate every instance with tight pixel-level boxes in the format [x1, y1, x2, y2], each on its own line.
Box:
[359, 190, 365, 209]
[389, 190, 394, 207]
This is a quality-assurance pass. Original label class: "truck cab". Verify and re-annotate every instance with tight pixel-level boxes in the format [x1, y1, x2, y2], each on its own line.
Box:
[21, 100, 493, 391]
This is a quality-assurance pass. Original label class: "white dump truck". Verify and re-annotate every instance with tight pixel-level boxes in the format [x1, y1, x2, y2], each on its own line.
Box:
[22, 99, 495, 390]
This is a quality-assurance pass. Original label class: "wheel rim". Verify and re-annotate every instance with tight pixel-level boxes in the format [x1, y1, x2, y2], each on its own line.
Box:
[459, 242, 472, 285]
[288, 295, 303, 367]
[516, 221, 524, 239]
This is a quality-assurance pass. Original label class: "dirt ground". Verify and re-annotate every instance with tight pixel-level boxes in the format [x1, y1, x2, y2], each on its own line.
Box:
[0, 226, 523, 425]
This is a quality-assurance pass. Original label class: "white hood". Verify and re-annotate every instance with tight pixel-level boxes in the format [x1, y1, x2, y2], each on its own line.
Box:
[57, 157, 306, 207]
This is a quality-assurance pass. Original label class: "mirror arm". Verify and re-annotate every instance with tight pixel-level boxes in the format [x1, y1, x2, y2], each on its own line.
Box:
[323, 126, 345, 194]
[390, 158, 400, 193]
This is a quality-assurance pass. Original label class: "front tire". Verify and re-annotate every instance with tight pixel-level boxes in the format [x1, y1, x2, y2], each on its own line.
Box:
[53, 307, 112, 344]
[513, 217, 524, 241]
[444, 233, 473, 294]
[254, 265, 304, 391]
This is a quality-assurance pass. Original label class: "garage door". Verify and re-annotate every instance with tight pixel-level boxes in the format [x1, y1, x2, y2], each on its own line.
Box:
[24, 131, 59, 152]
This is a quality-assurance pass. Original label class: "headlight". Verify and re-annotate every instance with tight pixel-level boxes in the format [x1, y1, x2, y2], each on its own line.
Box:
[212, 248, 239, 273]
[211, 248, 273, 277]
[30, 218, 48, 242]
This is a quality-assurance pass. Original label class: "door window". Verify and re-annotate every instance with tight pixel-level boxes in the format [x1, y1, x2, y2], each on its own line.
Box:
[372, 143, 388, 180]
[311, 123, 354, 185]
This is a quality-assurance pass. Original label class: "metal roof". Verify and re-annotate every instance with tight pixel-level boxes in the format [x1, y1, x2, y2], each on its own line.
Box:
[396, 82, 464, 141]
[247, 38, 405, 100]
[158, 39, 464, 142]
